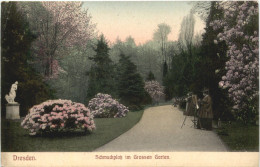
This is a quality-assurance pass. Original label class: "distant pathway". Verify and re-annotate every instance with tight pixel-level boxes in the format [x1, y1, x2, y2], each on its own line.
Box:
[95, 105, 227, 152]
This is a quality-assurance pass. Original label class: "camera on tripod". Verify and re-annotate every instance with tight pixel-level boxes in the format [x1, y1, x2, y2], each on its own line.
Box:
[181, 88, 213, 130]
[181, 92, 199, 128]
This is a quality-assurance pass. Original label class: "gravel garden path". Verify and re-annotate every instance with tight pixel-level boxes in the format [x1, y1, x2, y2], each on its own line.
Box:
[94, 105, 228, 152]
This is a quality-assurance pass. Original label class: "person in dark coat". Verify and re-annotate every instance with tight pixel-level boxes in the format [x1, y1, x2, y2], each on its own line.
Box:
[197, 88, 213, 130]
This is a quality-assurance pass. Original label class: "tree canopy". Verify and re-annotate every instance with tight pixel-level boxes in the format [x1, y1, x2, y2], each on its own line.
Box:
[1, 2, 54, 116]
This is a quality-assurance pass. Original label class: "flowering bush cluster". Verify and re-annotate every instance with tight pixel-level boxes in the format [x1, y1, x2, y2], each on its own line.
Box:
[144, 80, 165, 104]
[88, 93, 129, 118]
[211, 1, 259, 122]
[21, 99, 96, 136]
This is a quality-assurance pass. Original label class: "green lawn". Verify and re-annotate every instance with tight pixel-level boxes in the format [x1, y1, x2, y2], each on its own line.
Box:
[1, 110, 144, 152]
[216, 121, 259, 152]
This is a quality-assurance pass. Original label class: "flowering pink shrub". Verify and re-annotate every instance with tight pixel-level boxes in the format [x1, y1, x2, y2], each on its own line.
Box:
[21, 99, 96, 136]
[211, 1, 258, 122]
[144, 81, 165, 104]
[88, 93, 129, 118]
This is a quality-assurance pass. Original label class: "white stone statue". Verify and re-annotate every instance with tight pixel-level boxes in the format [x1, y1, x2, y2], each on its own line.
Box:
[5, 81, 18, 104]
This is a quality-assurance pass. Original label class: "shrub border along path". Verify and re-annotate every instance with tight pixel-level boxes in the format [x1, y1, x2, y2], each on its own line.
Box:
[1, 110, 144, 152]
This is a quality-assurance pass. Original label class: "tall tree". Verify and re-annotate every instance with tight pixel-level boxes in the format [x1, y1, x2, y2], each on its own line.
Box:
[153, 23, 171, 63]
[196, 1, 230, 120]
[146, 71, 155, 81]
[1, 2, 53, 116]
[116, 54, 146, 110]
[18, 2, 95, 78]
[162, 61, 168, 78]
[178, 12, 195, 57]
[191, 1, 211, 21]
[48, 41, 95, 104]
[162, 12, 196, 100]
[87, 35, 115, 101]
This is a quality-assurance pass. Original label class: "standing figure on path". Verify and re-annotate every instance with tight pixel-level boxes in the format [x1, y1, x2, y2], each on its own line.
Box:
[197, 88, 213, 130]
[5, 81, 18, 103]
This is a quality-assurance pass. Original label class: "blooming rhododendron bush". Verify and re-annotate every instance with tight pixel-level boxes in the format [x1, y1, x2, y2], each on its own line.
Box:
[88, 93, 129, 118]
[21, 100, 96, 136]
[212, 1, 259, 123]
[144, 81, 165, 104]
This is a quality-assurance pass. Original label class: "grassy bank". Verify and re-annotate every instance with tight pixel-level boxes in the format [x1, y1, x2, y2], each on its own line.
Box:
[1, 110, 144, 152]
[216, 121, 259, 151]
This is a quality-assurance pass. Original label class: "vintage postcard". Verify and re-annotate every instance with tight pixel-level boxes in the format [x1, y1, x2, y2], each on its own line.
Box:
[1, 1, 259, 166]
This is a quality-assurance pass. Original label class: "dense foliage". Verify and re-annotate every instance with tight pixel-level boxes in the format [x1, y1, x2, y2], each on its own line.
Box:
[21, 100, 95, 135]
[163, 11, 197, 100]
[197, 1, 231, 120]
[116, 54, 147, 110]
[146, 71, 156, 81]
[47, 43, 94, 104]
[110, 38, 162, 83]
[18, 2, 95, 79]
[87, 35, 116, 101]
[88, 93, 129, 118]
[213, 1, 259, 123]
[1, 2, 54, 116]
[163, 1, 259, 123]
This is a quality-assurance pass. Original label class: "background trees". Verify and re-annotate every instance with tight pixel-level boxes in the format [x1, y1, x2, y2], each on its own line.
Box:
[110, 38, 162, 83]
[163, 1, 258, 123]
[47, 42, 95, 104]
[163, 12, 197, 100]
[153, 23, 171, 64]
[18, 2, 95, 79]
[2, 1, 258, 124]
[1, 2, 54, 116]
[146, 71, 156, 81]
[197, 1, 231, 120]
[135, 42, 162, 82]
[178, 12, 195, 56]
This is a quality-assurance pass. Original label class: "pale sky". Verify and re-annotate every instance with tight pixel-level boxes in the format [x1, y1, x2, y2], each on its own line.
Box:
[83, 1, 205, 45]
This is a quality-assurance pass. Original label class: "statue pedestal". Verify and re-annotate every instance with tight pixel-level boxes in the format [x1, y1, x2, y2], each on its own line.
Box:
[6, 103, 20, 119]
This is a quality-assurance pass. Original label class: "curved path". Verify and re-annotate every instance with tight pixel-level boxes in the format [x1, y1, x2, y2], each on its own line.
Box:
[94, 105, 227, 152]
